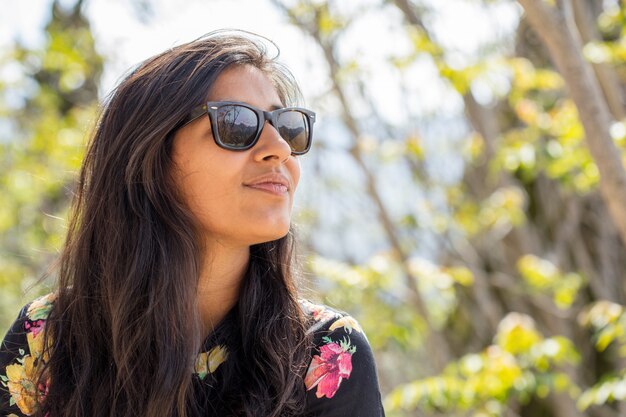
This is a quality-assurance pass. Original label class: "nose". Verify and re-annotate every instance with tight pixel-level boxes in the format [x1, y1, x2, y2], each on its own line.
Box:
[253, 121, 292, 162]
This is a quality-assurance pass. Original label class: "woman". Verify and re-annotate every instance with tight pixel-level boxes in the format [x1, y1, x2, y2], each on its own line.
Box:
[0, 30, 385, 417]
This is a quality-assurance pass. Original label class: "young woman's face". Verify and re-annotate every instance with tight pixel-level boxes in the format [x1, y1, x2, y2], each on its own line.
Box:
[171, 65, 301, 248]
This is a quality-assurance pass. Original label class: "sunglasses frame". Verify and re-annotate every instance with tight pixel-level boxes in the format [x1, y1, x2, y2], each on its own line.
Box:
[183, 101, 316, 155]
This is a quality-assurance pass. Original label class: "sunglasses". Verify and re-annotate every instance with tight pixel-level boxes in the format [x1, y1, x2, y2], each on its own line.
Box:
[183, 101, 316, 155]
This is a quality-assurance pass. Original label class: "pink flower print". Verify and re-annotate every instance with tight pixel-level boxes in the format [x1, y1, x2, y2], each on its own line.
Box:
[304, 337, 355, 399]
[38, 379, 49, 402]
[24, 319, 45, 338]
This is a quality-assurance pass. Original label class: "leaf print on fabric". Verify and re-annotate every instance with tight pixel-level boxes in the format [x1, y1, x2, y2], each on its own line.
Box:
[328, 316, 363, 334]
[194, 345, 228, 380]
[304, 336, 356, 399]
[26, 293, 56, 322]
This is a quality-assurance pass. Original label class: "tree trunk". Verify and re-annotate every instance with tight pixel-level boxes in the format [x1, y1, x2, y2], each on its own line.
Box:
[518, 0, 626, 248]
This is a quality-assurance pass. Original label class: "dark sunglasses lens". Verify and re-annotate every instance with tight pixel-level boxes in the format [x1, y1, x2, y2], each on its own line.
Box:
[216, 105, 258, 148]
[276, 111, 309, 153]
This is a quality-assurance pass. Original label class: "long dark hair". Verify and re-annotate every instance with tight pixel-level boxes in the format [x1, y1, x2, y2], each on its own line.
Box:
[36, 31, 312, 417]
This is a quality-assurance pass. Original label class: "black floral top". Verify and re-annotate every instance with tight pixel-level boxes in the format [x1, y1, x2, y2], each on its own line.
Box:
[0, 293, 385, 417]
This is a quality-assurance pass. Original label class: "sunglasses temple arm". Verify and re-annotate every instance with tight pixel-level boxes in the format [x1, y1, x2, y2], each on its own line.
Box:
[181, 104, 209, 128]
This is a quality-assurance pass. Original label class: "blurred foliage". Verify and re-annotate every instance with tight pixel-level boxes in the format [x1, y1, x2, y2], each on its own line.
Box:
[386, 313, 580, 415]
[309, 254, 428, 351]
[578, 301, 626, 409]
[517, 254, 585, 310]
[0, 0, 101, 332]
[282, 0, 626, 416]
[5, 0, 626, 417]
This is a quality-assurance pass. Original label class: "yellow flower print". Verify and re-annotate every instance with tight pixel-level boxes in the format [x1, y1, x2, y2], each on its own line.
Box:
[5, 355, 39, 415]
[26, 332, 44, 362]
[329, 316, 363, 334]
[194, 345, 228, 380]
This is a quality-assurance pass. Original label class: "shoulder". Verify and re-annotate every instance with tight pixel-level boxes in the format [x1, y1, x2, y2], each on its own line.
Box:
[298, 299, 368, 398]
[1, 292, 56, 357]
[298, 299, 385, 416]
[298, 299, 364, 336]
[0, 292, 56, 416]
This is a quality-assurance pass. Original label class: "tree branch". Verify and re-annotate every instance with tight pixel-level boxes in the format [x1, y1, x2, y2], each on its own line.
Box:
[271, 0, 453, 370]
[572, 0, 625, 120]
[518, 0, 626, 248]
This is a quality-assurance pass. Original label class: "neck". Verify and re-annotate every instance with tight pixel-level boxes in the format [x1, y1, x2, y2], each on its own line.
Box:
[196, 239, 250, 339]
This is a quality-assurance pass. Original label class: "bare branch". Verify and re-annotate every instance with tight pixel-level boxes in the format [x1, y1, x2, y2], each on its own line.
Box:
[271, 0, 454, 370]
[572, 0, 626, 120]
[518, 0, 626, 248]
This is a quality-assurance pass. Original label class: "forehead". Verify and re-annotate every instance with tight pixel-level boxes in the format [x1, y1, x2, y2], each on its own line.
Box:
[207, 65, 282, 107]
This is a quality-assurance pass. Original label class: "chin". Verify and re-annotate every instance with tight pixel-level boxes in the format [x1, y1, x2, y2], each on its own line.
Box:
[249, 226, 291, 245]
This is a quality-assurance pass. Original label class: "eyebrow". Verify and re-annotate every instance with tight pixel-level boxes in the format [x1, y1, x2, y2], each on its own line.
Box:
[218, 100, 283, 111]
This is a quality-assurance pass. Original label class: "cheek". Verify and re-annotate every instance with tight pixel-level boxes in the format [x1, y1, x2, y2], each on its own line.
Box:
[289, 158, 301, 192]
[179, 162, 241, 217]
[171, 147, 239, 220]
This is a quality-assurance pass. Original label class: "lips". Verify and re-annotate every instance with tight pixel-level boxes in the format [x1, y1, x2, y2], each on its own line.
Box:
[247, 183, 288, 194]
[244, 173, 290, 196]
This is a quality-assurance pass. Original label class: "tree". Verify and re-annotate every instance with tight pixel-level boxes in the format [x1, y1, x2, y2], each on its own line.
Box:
[4, 1, 626, 416]
[272, 0, 626, 416]
[0, 0, 102, 330]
